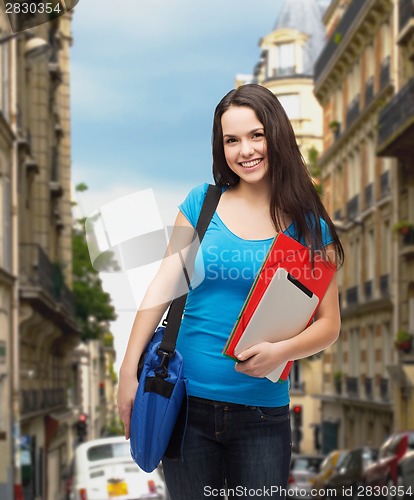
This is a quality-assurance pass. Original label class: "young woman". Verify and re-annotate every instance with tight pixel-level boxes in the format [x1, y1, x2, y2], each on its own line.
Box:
[118, 84, 344, 499]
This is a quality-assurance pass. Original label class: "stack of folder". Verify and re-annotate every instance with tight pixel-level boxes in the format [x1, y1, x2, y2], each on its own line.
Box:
[223, 232, 335, 383]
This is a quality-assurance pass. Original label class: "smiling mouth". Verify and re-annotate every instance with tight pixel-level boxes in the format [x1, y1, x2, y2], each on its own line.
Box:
[239, 158, 262, 169]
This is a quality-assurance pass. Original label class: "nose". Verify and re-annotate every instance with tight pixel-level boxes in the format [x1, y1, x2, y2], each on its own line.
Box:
[240, 141, 254, 157]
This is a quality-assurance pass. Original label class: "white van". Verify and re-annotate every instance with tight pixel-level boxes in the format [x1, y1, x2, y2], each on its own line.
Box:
[69, 436, 169, 500]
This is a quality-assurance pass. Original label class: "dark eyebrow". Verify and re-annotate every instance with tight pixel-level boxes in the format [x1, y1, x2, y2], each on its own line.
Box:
[223, 127, 264, 138]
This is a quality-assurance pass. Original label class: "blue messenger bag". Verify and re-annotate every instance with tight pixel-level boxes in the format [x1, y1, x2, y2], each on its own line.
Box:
[130, 184, 221, 473]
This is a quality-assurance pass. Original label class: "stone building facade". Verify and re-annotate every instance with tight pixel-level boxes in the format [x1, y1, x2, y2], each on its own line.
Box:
[313, 0, 414, 452]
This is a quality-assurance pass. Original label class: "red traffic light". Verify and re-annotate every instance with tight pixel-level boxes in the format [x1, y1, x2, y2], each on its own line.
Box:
[79, 413, 87, 422]
[292, 405, 302, 414]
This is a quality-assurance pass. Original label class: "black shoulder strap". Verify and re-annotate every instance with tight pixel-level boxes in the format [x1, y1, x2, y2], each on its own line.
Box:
[158, 184, 221, 354]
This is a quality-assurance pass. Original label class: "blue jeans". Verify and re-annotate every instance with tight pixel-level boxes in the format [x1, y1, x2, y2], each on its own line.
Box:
[162, 396, 292, 499]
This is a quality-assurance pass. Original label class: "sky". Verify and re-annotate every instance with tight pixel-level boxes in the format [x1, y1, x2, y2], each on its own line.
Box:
[70, 0, 328, 371]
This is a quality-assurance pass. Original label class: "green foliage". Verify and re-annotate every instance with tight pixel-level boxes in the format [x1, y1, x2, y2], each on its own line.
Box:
[307, 146, 323, 198]
[75, 182, 89, 193]
[109, 362, 118, 384]
[333, 32, 342, 45]
[393, 220, 413, 233]
[72, 184, 116, 341]
[396, 330, 411, 343]
[104, 333, 115, 348]
[105, 417, 124, 436]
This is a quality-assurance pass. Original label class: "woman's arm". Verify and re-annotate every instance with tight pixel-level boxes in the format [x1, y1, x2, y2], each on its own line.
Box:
[235, 245, 341, 378]
[118, 211, 194, 438]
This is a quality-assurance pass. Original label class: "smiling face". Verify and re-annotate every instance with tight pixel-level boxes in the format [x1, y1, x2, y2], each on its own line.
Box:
[221, 105, 268, 186]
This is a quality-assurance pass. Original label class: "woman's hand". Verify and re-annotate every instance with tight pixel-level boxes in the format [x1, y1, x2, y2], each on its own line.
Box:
[117, 371, 139, 440]
[234, 342, 287, 378]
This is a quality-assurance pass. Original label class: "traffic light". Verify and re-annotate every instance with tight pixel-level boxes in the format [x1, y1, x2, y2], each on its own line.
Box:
[291, 405, 303, 453]
[292, 405, 303, 428]
[76, 413, 88, 442]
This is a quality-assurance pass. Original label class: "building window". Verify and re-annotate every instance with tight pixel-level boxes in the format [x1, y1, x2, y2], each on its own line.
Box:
[290, 360, 302, 390]
[278, 93, 300, 119]
[276, 43, 295, 76]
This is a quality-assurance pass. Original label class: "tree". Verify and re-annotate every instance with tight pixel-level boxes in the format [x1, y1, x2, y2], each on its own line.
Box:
[72, 184, 116, 340]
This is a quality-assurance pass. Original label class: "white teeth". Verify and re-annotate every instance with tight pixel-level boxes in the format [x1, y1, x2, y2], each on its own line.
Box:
[240, 159, 261, 168]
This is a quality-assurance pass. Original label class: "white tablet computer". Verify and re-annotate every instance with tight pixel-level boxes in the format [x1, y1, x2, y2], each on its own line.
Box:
[234, 267, 319, 382]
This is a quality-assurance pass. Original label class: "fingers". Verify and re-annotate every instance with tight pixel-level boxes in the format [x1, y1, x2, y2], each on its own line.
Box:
[118, 402, 133, 440]
[236, 344, 259, 362]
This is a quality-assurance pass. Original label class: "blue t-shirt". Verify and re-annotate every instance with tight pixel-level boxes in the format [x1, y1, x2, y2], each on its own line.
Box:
[176, 183, 332, 406]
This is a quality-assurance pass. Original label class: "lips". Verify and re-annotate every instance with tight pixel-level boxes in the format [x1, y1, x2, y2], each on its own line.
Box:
[239, 158, 263, 169]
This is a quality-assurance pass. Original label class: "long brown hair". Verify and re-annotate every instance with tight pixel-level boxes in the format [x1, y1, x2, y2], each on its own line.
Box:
[212, 84, 344, 267]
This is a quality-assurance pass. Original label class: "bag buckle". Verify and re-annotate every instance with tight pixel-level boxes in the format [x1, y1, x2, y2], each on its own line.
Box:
[154, 349, 175, 379]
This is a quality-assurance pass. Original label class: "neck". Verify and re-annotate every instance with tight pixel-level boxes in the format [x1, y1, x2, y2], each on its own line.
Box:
[233, 179, 272, 205]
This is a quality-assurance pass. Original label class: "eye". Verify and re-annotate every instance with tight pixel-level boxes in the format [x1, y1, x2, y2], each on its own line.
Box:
[252, 132, 264, 139]
[225, 138, 237, 144]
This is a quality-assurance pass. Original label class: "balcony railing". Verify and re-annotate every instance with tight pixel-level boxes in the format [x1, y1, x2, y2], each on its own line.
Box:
[365, 377, 373, 399]
[365, 182, 374, 208]
[314, 0, 364, 82]
[365, 280, 373, 301]
[346, 286, 359, 306]
[380, 274, 389, 298]
[365, 76, 375, 107]
[272, 66, 297, 77]
[399, 0, 414, 32]
[347, 194, 359, 220]
[378, 78, 414, 153]
[380, 378, 389, 400]
[334, 209, 343, 222]
[21, 388, 66, 416]
[59, 283, 77, 318]
[380, 171, 390, 198]
[19, 243, 76, 317]
[380, 56, 391, 90]
[346, 95, 360, 128]
[347, 376, 359, 397]
[403, 227, 414, 245]
[20, 244, 56, 297]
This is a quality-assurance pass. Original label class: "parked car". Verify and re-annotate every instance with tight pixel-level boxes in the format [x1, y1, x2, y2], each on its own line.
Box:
[310, 449, 348, 499]
[399, 449, 414, 496]
[325, 447, 378, 499]
[69, 436, 169, 499]
[363, 431, 414, 492]
[288, 454, 324, 499]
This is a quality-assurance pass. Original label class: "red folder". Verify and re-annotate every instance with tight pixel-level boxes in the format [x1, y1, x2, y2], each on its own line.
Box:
[223, 232, 335, 382]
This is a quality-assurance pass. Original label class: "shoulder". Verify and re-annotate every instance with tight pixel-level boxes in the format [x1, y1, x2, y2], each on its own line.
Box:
[289, 215, 333, 248]
[319, 217, 333, 247]
[178, 183, 210, 227]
